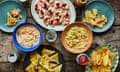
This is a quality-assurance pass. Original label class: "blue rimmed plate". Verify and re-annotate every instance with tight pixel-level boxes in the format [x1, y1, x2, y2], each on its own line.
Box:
[82, 0, 114, 33]
[0, 0, 26, 33]
[85, 45, 119, 72]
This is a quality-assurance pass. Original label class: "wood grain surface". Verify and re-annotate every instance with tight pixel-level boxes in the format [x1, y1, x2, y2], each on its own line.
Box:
[0, 0, 120, 72]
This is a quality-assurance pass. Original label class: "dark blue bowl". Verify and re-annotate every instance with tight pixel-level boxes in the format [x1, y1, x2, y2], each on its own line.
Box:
[12, 22, 43, 52]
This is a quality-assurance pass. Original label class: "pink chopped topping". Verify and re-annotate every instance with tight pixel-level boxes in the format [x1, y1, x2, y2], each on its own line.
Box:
[35, 4, 38, 8]
[62, 3, 67, 7]
[46, 0, 49, 2]
[35, 4, 38, 11]
[44, 16, 50, 24]
[36, 9, 40, 14]
[64, 11, 70, 18]
[40, 9, 44, 15]
[55, 1, 61, 8]
[48, 10, 53, 15]
[47, 7, 54, 15]
[55, 11, 60, 16]
[54, 16, 61, 24]
[62, 3, 69, 10]
[50, 18, 54, 24]
[55, 17, 60, 21]
[43, 2, 47, 9]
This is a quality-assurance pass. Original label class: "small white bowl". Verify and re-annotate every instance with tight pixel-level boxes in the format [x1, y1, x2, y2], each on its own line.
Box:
[45, 29, 57, 43]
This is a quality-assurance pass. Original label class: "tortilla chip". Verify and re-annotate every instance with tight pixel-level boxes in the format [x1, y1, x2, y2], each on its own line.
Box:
[53, 64, 62, 72]
[39, 55, 50, 69]
[30, 54, 41, 66]
[42, 48, 55, 56]
[49, 62, 58, 69]
[38, 65, 48, 72]
[50, 53, 59, 64]
[25, 64, 35, 72]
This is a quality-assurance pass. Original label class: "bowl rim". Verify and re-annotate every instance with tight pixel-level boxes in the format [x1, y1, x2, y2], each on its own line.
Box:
[45, 29, 57, 43]
[82, 0, 115, 33]
[12, 22, 43, 52]
[0, 0, 27, 33]
[76, 53, 89, 65]
[61, 22, 93, 54]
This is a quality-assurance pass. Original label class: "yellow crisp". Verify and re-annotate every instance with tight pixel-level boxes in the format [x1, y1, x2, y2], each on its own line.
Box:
[7, 8, 22, 26]
[65, 26, 89, 49]
[25, 48, 62, 72]
[90, 47, 115, 72]
[82, 9, 107, 28]
[41, 48, 55, 56]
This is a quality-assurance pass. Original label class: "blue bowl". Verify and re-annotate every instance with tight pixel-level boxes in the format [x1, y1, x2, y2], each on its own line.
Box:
[12, 22, 43, 52]
[82, 0, 115, 33]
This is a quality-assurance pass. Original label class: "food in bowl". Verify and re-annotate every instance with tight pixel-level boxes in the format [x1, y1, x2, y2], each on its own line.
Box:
[82, 9, 107, 28]
[35, 0, 70, 26]
[76, 53, 89, 65]
[45, 29, 57, 43]
[65, 26, 89, 49]
[61, 22, 93, 54]
[16, 25, 40, 48]
[25, 48, 62, 72]
[7, 8, 22, 26]
[90, 46, 115, 72]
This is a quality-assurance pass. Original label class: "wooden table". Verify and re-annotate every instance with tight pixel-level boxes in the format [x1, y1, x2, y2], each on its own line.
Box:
[0, 0, 120, 72]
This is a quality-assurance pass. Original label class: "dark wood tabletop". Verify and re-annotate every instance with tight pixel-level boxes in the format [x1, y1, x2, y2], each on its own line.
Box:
[0, 0, 120, 72]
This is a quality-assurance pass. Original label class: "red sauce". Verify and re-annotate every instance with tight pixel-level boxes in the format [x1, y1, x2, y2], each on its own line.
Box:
[35, 4, 38, 11]
[79, 55, 88, 65]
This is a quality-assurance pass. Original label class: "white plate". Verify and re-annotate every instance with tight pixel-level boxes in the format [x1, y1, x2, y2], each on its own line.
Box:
[31, 0, 76, 31]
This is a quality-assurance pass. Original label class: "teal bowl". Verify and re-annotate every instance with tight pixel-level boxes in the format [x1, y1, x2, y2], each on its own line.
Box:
[0, 0, 26, 33]
[82, 0, 114, 33]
